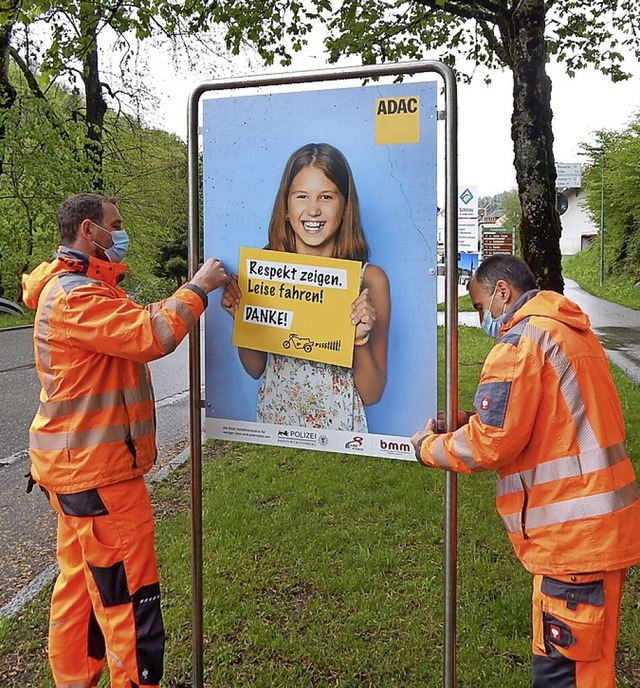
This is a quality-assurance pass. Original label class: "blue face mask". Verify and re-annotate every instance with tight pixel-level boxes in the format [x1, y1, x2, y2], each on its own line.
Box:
[481, 286, 507, 339]
[93, 224, 129, 263]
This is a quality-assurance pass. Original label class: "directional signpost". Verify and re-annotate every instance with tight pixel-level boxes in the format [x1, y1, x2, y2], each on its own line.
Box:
[482, 227, 515, 258]
[555, 162, 582, 189]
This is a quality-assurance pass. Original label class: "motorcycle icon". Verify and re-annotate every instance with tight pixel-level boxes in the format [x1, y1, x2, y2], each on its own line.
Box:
[282, 333, 314, 354]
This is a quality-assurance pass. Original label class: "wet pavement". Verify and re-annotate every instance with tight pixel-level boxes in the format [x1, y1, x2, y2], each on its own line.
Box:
[564, 279, 640, 384]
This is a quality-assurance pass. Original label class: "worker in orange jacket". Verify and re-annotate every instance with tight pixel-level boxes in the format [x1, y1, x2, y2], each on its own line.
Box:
[412, 254, 640, 688]
[22, 193, 228, 688]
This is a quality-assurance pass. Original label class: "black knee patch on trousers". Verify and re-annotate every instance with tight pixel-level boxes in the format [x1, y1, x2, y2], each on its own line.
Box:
[58, 489, 108, 516]
[531, 653, 576, 687]
[87, 607, 106, 661]
[132, 582, 164, 684]
[88, 560, 130, 607]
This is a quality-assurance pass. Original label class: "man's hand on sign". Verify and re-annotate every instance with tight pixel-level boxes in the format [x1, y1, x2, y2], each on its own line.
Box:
[351, 287, 377, 340]
[411, 418, 437, 448]
[220, 273, 241, 317]
[435, 409, 474, 433]
[190, 258, 229, 294]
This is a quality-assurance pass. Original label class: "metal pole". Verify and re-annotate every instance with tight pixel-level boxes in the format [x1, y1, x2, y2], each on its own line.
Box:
[186, 60, 458, 687]
[599, 154, 605, 287]
[187, 91, 204, 687]
[441, 66, 459, 688]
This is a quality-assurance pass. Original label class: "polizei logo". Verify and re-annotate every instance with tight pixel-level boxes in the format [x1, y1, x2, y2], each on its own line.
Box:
[379, 438, 412, 455]
[276, 428, 318, 447]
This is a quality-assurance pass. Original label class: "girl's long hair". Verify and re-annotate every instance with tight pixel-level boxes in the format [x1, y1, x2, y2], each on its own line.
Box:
[267, 143, 370, 262]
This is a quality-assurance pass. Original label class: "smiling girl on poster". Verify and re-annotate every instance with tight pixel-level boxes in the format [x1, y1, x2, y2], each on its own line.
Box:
[221, 142, 390, 432]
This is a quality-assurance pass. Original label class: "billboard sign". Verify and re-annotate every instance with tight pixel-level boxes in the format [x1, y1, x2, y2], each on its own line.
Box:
[201, 81, 438, 460]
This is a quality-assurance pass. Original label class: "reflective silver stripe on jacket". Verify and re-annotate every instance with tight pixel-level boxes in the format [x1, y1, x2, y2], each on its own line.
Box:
[451, 430, 483, 472]
[37, 378, 154, 419]
[502, 481, 640, 533]
[430, 435, 450, 470]
[430, 431, 483, 473]
[498, 321, 635, 531]
[34, 280, 64, 398]
[30, 418, 155, 450]
[150, 295, 197, 354]
[497, 442, 628, 497]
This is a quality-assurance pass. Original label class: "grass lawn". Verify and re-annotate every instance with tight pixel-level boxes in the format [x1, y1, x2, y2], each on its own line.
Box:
[2, 325, 640, 686]
[0, 310, 34, 329]
[563, 247, 640, 311]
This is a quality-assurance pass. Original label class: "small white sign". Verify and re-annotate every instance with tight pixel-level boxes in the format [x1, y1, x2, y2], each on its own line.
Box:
[555, 163, 582, 189]
[459, 217, 480, 252]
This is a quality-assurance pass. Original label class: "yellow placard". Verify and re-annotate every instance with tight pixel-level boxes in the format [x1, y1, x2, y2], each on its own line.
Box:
[374, 96, 420, 145]
[232, 247, 362, 367]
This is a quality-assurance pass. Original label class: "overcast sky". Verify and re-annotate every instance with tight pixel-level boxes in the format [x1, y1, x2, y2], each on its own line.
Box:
[135, 36, 640, 198]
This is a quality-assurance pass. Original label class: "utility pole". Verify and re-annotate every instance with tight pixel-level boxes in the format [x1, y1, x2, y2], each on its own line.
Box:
[599, 152, 605, 287]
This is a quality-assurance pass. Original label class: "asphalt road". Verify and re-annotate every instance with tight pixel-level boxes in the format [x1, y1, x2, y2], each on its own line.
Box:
[0, 326, 193, 610]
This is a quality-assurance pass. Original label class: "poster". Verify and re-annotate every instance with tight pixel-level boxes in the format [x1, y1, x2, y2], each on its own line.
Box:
[202, 81, 439, 460]
[233, 248, 361, 368]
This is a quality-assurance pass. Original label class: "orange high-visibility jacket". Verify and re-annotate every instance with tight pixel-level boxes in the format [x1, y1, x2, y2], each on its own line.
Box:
[416, 290, 640, 575]
[22, 247, 207, 493]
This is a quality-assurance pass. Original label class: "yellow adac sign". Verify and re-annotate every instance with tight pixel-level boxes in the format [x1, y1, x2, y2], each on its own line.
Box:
[374, 95, 420, 145]
[233, 247, 362, 367]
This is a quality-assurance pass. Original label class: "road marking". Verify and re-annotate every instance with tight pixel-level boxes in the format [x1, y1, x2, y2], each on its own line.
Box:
[155, 390, 188, 408]
[0, 450, 29, 466]
[0, 562, 59, 618]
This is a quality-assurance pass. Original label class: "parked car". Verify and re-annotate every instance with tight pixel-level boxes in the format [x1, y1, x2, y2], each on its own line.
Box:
[0, 297, 24, 315]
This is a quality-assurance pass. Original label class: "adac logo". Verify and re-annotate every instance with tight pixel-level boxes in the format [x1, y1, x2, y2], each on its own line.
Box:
[374, 96, 420, 145]
[345, 436, 365, 450]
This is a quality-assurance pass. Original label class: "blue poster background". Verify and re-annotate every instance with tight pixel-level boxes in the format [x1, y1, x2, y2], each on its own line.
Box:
[202, 81, 438, 439]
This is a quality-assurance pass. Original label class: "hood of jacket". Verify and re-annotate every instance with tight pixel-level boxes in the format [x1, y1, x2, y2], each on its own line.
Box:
[22, 247, 127, 310]
[503, 289, 591, 334]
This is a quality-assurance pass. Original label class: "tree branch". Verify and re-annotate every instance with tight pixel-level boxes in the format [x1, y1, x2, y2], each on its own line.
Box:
[411, 0, 505, 24]
[9, 46, 45, 100]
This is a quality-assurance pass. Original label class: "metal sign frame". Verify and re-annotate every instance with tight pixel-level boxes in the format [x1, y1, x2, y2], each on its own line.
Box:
[187, 60, 459, 688]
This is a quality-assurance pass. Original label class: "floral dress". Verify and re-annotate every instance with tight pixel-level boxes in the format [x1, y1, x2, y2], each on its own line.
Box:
[256, 355, 367, 431]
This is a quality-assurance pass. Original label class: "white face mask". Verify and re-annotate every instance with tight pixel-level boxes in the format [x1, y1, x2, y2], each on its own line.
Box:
[481, 286, 507, 339]
[92, 224, 129, 262]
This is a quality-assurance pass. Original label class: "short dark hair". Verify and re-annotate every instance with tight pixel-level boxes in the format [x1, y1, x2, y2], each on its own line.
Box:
[473, 254, 537, 294]
[56, 193, 116, 245]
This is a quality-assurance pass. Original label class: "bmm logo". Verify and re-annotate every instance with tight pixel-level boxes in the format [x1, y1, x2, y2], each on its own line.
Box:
[379, 439, 412, 453]
[376, 97, 419, 115]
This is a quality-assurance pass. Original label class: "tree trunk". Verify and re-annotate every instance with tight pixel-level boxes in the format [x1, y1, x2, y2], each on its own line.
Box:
[80, 7, 107, 193]
[0, 18, 17, 175]
[505, 0, 564, 293]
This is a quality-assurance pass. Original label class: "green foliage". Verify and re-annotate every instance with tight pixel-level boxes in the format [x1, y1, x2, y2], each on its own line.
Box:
[202, 0, 640, 79]
[0, 74, 90, 300]
[579, 114, 640, 282]
[0, 65, 188, 303]
[103, 120, 189, 301]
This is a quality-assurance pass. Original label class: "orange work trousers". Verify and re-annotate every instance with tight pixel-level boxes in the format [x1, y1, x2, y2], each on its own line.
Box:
[48, 477, 164, 688]
[531, 569, 626, 688]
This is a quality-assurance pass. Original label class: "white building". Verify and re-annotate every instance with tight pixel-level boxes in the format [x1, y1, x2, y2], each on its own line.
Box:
[558, 187, 599, 256]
